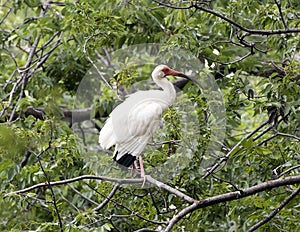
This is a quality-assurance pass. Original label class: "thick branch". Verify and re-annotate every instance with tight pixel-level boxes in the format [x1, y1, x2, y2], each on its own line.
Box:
[247, 186, 300, 232]
[146, 175, 197, 204]
[5, 173, 300, 231]
[4, 175, 143, 196]
[6, 174, 300, 208]
[164, 175, 300, 231]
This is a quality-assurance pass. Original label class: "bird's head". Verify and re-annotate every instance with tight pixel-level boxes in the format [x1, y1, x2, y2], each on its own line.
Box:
[151, 64, 202, 90]
[152, 65, 189, 80]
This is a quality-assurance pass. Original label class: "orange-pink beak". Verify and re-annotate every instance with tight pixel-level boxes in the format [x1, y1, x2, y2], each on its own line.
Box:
[163, 67, 189, 79]
[163, 66, 203, 90]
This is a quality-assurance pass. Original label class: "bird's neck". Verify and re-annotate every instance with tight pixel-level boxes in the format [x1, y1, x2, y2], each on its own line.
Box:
[154, 78, 176, 105]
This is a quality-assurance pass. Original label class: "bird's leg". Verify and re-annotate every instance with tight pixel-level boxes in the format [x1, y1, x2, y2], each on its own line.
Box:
[131, 157, 146, 187]
[132, 161, 140, 176]
[139, 155, 146, 187]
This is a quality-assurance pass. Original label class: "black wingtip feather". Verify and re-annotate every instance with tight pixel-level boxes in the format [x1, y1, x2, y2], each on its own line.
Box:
[114, 152, 136, 167]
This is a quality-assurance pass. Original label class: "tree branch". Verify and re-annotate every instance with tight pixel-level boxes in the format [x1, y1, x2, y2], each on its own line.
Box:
[33, 131, 63, 232]
[152, 1, 300, 35]
[274, 0, 288, 30]
[4, 175, 143, 196]
[276, 131, 300, 141]
[202, 120, 270, 179]
[247, 186, 300, 232]
[164, 176, 300, 231]
[5, 173, 300, 231]
[277, 164, 300, 178]
[194, 4, 300, 35]
[146, 175, 197, 204]
[93, 183, 121, 211]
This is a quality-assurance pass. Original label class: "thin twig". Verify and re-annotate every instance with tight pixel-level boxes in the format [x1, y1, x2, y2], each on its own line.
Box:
[257, 130, 300, 146]
[68, 184, 99, 206]
[221, 52, 253, 65]
[276, 131, 300, 141]
[86, 183, 168, 225]
[274, 0, 288, 29]
[8, 33, 41, 121]
[253, 124, 274, 141]
[34, 141, 63, 231]
[83, 33, 113, 90]
[277, 164, 300, 178]
[257, 134, 277, 146]
[134, 229, 159, 232]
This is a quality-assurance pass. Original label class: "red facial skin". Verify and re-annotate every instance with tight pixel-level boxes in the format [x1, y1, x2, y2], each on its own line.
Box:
[162, 66, 189, 79]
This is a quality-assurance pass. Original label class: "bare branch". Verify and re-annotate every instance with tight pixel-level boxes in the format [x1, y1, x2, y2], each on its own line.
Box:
[276, 131, 300, 141]
[146, 175, 197, 204]
[93, 183, 120, 211]
[202, 120, 270, 179]
[152, 1, 300, 35]
[247, 186, 300, 232]
[5, 175, 143, 196]
[164, 176, 300, 231]
[33, 138, 63, 232]
[274, 0, 288, 29]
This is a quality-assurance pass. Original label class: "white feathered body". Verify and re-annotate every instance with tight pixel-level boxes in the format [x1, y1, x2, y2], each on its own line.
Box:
[99, 90, 173, 166]
[99, 65, 178, 167]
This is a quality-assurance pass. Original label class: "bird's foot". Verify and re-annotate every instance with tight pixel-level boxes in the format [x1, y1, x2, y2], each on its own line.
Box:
[141, 174, 146, 188]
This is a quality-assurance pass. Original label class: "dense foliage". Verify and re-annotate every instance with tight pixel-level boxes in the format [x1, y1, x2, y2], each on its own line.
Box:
[0, 0, 299, 231]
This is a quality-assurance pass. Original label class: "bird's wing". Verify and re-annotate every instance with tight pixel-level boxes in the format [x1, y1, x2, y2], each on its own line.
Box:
[127, 100, 164, 137]
[99, 90, 170, 166]
[99, 117, 116, 150]
[114, 100, 164, 159]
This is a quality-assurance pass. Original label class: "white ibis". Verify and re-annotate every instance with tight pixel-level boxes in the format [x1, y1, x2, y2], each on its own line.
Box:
[99, 65, 191, 177]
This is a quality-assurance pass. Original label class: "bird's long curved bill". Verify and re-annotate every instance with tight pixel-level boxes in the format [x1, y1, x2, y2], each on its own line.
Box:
[176, 72, 203, 90]
[167, 68, 203, 90]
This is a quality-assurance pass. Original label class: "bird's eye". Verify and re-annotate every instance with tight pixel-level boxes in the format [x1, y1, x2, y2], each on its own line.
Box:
[158, 71, 165, 78]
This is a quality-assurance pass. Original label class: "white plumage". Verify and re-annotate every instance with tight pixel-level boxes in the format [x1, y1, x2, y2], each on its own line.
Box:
[99, 65, 189, 170]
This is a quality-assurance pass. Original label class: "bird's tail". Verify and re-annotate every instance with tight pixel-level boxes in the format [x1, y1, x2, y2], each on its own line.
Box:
[113, 151, 136, 167]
